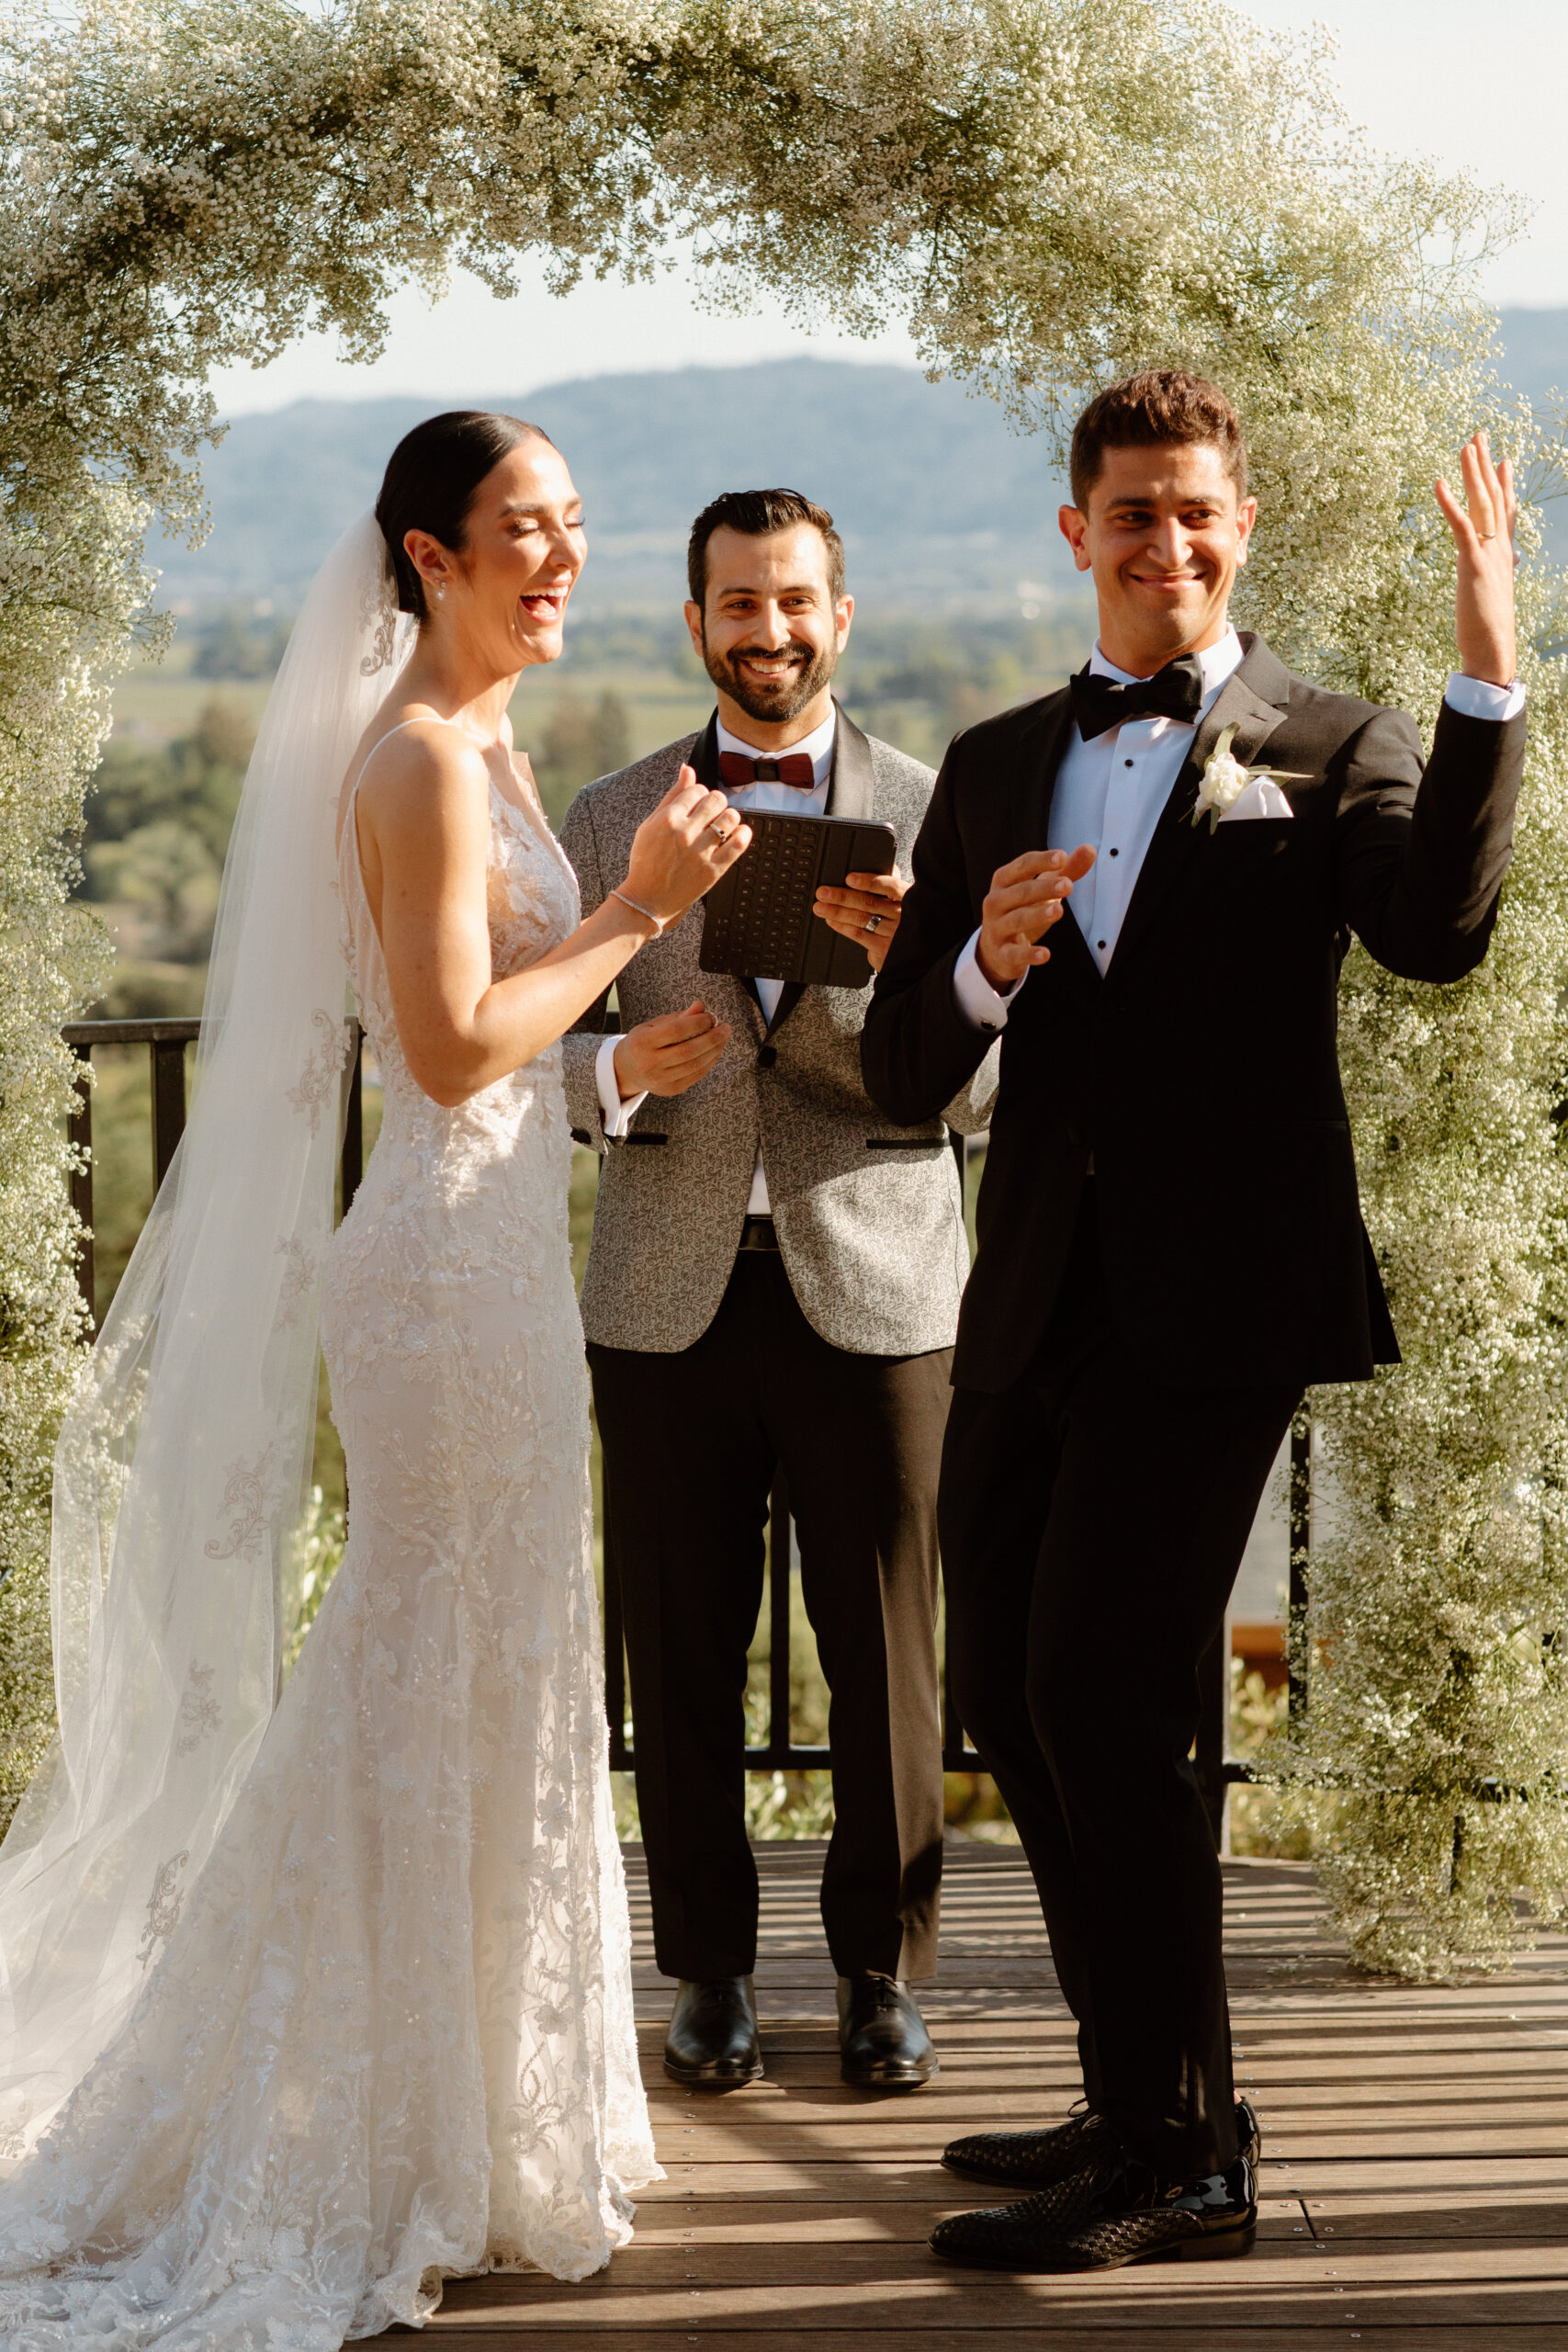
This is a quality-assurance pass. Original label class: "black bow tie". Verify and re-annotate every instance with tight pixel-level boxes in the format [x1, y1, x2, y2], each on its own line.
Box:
[1069, 654, 1206, 742]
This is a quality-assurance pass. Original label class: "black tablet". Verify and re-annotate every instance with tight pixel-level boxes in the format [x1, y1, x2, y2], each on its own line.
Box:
[698, 812, 898, 988]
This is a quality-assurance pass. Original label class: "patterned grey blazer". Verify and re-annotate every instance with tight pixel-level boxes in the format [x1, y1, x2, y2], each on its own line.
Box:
[560, 707, 999, 1356]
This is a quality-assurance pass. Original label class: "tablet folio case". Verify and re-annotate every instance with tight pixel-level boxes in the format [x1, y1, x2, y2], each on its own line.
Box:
[698, 812, 898, 989]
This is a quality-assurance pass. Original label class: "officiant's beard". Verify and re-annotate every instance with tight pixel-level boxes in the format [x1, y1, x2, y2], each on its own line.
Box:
[701, 630, 838, 724]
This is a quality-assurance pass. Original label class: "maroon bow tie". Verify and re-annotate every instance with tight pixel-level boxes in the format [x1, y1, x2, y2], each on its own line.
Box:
[718, 749, 817, 788]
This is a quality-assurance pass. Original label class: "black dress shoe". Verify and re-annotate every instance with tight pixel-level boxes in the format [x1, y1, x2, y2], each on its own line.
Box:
[930, 2149, 1257, 2273]
[663, 1977, 763, 2087]
[837, 1973, 937, 2089]
[942, 2093, 1261, 2188]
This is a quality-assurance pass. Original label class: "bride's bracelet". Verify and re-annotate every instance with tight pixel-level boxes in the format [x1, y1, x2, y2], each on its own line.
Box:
[609, 887, 668, 936]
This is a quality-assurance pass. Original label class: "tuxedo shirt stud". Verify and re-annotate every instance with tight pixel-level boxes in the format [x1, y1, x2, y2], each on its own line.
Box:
[1048, 631, 1247, 978]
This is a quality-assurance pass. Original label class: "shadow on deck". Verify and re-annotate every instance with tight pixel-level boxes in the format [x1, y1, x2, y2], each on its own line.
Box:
[386, 1839, 1568, 2348]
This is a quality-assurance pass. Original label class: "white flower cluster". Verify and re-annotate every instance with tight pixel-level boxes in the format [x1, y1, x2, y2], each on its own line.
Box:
[1194, 739, 1251, 820]
[0, 0, 1564, 1973]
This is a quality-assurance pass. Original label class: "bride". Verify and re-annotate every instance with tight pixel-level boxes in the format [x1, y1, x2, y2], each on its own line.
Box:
[0, 412, 750, 2345]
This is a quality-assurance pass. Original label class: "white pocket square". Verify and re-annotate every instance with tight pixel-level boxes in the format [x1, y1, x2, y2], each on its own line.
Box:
[1217, 775, 1294, 821]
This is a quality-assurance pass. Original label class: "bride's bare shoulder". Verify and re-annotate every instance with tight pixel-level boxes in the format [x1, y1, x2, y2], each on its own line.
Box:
[337, 707, 487, 849]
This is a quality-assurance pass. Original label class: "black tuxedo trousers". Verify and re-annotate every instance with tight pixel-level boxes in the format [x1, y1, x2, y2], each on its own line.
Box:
[942, 1188, 1298, 2175]
[590, 1251, 951, 1984]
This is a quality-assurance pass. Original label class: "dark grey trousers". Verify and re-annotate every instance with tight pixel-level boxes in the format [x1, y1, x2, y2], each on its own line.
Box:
[590, 1250, 950, 1983]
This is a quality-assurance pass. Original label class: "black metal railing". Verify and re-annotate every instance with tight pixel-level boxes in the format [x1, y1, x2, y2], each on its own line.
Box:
[62, 1017, 1304, 1829]
[62, 1017, 367, 1319]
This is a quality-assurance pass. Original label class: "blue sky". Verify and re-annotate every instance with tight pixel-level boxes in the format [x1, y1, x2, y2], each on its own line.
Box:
[211, 0, 1568, 413]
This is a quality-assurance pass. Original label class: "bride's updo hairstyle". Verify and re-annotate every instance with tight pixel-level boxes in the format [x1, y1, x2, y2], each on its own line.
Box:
[376, 410, 556, 619]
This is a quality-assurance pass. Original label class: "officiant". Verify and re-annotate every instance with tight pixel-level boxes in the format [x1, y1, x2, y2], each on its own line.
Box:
[559, 489, 998, 2093]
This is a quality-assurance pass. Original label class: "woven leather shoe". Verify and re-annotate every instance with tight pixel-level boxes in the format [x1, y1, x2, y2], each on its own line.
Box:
[930, 2150, 1257, 2273]
[942, 2094, 1261, 2188]
[663, 1977, 763, 2087]
[838, 1974, 937, 2089]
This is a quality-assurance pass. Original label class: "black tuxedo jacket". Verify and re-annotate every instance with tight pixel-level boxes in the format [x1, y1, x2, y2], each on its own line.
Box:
[861, 635, 1526, 1394]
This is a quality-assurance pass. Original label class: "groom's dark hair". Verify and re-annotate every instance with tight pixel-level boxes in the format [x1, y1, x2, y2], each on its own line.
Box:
[377, 411, 557, 618]
[1069, 371, 1247, 511]
[687, 488, 846, 608]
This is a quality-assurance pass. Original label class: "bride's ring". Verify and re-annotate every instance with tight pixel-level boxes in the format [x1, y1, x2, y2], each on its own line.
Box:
[707, 815, 733, 839]
[1478, 530, 1497, 540]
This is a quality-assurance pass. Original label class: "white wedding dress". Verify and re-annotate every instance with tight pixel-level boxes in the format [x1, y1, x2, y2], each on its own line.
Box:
[0, 746, 658, 2346]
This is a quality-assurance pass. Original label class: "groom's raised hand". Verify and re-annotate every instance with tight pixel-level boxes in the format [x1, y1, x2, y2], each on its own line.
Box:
[976, 845, 1096, 990]
[1436, 429, 1518, 688]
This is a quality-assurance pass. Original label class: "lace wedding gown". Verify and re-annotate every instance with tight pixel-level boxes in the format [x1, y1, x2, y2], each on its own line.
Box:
[0, 752, 658, 2347]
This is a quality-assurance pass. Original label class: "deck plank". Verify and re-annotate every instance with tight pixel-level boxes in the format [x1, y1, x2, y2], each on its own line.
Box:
[396, 2334, 1568, 2350]
[365, 1839, 1568, 2344]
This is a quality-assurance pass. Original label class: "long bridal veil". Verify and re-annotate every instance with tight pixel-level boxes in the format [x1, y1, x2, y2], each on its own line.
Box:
[0, 515, 412, 2162]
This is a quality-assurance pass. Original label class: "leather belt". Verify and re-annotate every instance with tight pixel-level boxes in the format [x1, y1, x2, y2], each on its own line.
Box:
[737, 1216, 781, 1252]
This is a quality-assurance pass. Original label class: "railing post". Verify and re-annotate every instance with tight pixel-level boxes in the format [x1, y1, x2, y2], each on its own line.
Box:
[602, 1472, 631, 1770]
[69, 1042, 95, 1326]
[340, 1020, 364, 1216]
[942, 1610, 983, 1773]
[942, 1634, 962, 1773]
[767, 1471, 792, 1763]
[150, 1035, 187, 1188]
[939, 1124, 984, 1772]
[1288, 1408, 1313, 1721]
[1194, 1620, 1228, 1849]
[63, 1019, 201, 1335]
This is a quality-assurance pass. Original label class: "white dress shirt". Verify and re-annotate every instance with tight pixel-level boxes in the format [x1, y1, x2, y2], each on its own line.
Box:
[596, 707, 838, 1215]
[953, 636, 1527, 1031]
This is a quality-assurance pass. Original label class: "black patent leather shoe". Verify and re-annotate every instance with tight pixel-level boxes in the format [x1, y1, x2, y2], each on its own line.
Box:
[930, 2150, 1257, 2273]
[942, 2094, 1261, 2188]
[663, 1977, 763, 2087]
[837, 1973, 937, 2089]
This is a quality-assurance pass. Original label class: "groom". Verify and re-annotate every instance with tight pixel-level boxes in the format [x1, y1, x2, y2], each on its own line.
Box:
[560, 488, 998, 2094]
[862, 371, 1526, 2270]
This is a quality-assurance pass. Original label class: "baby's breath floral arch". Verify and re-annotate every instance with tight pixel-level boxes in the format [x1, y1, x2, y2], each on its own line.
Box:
[3, 0, 1567, 1975]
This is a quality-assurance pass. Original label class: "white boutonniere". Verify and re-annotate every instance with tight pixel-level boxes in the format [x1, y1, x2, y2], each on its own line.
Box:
[1190, 724, 1309, 831]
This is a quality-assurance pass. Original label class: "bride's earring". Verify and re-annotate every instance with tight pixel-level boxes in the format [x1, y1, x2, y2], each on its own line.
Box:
[434, 584, 446, 605]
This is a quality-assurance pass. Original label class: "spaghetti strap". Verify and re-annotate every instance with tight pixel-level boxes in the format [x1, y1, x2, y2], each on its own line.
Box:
[341, 717, 469, 906]
[351, 713, 467, 797]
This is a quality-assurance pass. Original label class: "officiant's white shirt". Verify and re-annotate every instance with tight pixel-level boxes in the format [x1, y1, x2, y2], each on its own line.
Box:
[595, 708, 836, 1214]
[953, 636, 1525, 1031]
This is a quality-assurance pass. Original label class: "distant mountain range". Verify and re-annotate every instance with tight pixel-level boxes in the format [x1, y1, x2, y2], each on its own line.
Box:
[156, 359, 1071, 613]
[154, 308, 1568, 610]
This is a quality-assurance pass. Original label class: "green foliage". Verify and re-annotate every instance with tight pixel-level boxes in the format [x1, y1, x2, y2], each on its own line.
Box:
[1228, 1666, 1312, 1864]
[85, 695, 251, 857]
[85, 821, 217, 963]
[1275, 598, 1568, 1970]
[283, 1486, 348, 1679]
[78, 695, 252, 1012]
[739, 1715, 837, 1841]
[837, 609, 1087, 766]
[534, 686, 632, 822]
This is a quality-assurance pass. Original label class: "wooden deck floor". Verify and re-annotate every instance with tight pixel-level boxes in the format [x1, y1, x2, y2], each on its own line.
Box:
[401, 1838, 1568, 2349]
